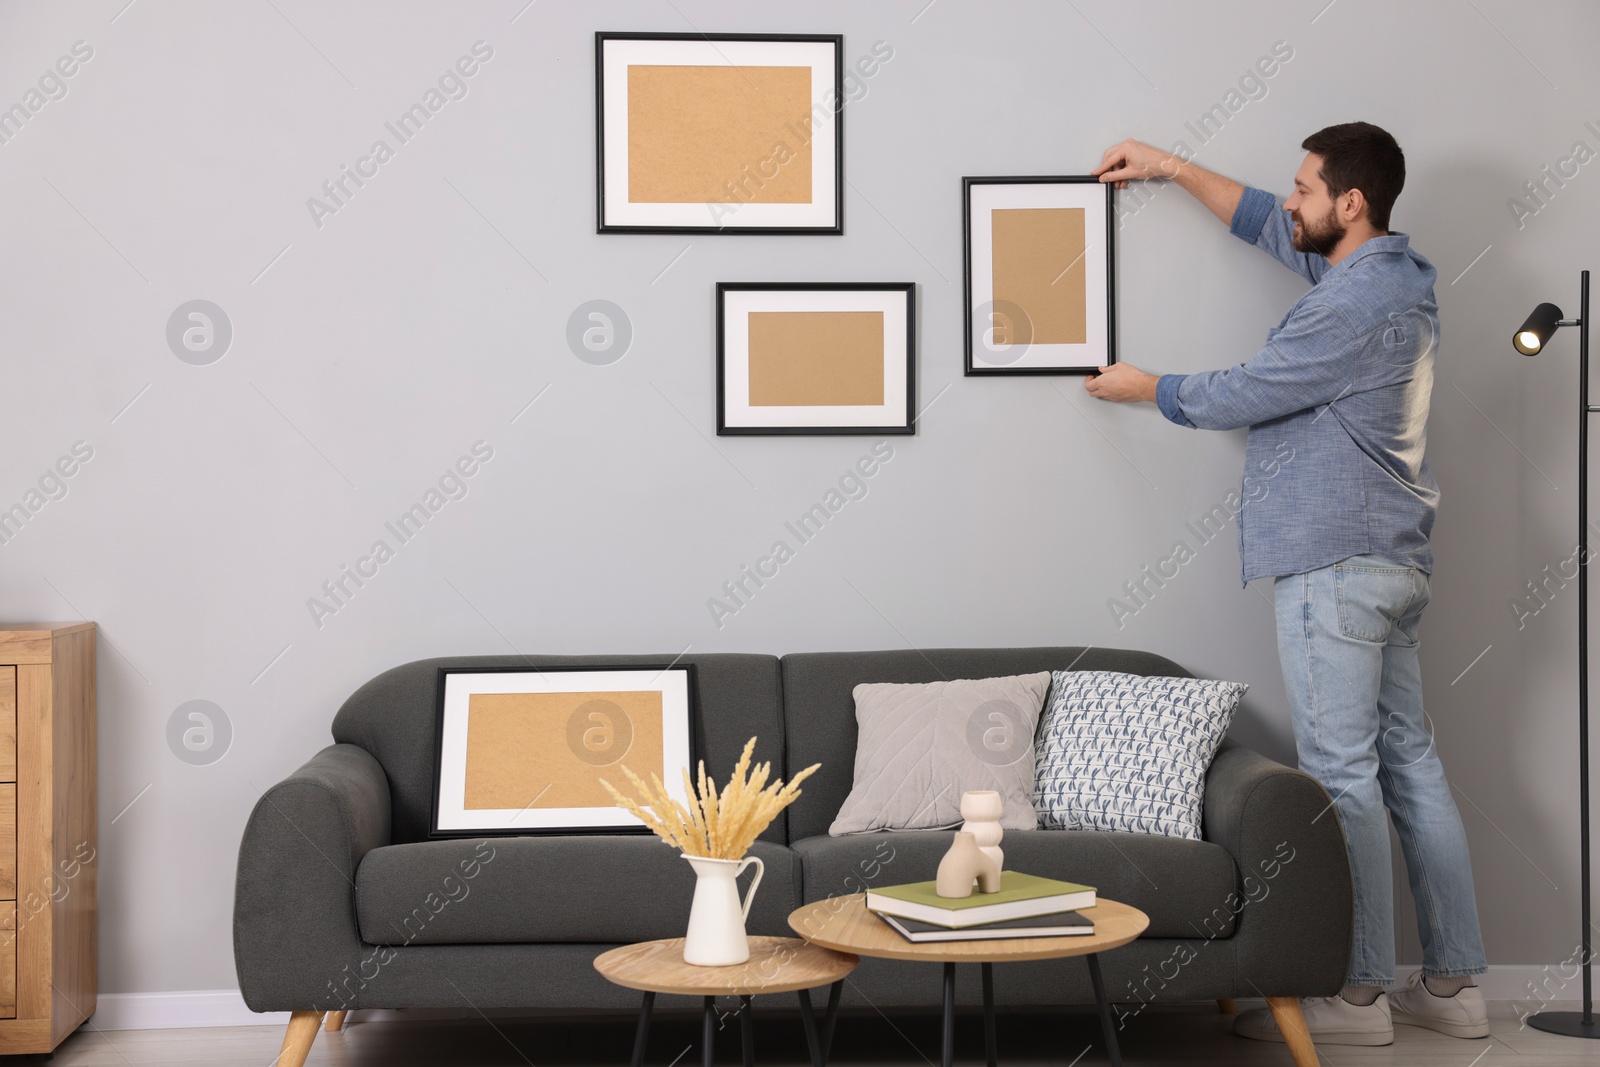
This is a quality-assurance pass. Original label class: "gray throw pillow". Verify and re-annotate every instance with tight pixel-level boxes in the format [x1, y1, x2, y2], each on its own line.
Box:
[828, 673, 1052, 836]
[1034, 670, 1246, 840]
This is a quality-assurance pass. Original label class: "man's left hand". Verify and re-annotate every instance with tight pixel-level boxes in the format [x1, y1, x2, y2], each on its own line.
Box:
[1084, 363, 1158, 403]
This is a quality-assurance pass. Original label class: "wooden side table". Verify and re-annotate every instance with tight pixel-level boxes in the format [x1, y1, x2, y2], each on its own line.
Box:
[789, 895, 1148, 1067]
[594, 935, 857, 1067]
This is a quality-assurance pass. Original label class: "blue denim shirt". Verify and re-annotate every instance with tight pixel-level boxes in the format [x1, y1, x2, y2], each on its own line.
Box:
[1155, 186, 1440, 585]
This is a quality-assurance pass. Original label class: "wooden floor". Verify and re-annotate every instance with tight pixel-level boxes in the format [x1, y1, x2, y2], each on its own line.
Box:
[42, 1000, 1600, 1065]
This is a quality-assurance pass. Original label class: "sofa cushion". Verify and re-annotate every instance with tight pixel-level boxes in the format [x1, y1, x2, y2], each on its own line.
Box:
[781, 648, 1196, 843]
[791, 828, 1239, 938]
[332, 653, 786, 845]
[1035, 670, 1246, 840]
[355, 836, 801, 945]
[829, 673, 1052, 836]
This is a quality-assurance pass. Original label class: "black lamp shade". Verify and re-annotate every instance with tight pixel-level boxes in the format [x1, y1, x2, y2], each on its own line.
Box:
[1515, 301, 1565, 355]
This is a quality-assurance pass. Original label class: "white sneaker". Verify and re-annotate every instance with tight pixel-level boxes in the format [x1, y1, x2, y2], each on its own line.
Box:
[1234, 993, 1394, 1046]
[1389, 972, 1489, 1038]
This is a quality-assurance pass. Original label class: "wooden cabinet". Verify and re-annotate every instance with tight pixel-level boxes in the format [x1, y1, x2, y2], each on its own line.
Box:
[0, 624, 95, 1054]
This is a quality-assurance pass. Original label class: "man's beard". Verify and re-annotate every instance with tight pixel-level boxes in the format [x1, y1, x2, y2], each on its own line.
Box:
[1291, 206, 1345, 254]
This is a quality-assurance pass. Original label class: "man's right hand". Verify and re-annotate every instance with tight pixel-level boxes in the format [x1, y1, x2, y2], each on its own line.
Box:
[1090, 139, 1245, 225]
[1091, 139, 1182, 188]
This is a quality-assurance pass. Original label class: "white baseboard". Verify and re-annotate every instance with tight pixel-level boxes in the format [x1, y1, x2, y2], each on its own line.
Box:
[90, 990, 287, 1031]
[86, 967, 1597, 1031]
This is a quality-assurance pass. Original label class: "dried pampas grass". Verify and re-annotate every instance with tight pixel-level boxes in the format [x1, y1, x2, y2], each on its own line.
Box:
[601, 737, 819, 859]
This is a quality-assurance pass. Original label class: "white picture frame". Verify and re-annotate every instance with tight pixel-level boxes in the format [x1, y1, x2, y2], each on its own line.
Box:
[430, 664, 696, 837]
[964, 176, 1116, 375]
[596, 33, 843, 234]
[717, 282, 916, 435]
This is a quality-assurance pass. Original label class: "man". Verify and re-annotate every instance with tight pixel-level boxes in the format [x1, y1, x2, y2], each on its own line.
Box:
[1086, 123, 1489, 1046]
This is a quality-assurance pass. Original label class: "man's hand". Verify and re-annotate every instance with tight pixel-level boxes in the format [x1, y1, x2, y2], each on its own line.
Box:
[1085, 363, 1158, 404]
[1092, 137, 1245, 223]
[1091, 140, 1182, 189]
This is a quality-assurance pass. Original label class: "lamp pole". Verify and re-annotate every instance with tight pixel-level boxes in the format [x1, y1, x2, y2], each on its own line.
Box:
[1525, 269, 1595, 1038]
[1580, 265, 1591, 1028]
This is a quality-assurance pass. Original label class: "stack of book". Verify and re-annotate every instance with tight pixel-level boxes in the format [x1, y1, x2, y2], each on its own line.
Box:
[865, 871, 1096, 943]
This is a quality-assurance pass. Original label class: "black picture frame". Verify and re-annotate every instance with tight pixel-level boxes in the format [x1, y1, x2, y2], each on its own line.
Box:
[716, 281, 916, 436]
[962, 175, 1117, 375]
[429, 662, 700, 839]
[595, 32, 845, 235]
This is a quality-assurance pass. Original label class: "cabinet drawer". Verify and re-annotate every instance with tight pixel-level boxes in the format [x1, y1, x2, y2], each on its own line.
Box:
[0, 905, 13, 1019]
[0, 666, 12, 782]
[0, 785, 13, 900]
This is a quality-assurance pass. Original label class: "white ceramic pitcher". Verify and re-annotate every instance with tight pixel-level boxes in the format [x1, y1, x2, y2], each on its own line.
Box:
[681, 854, 764, 966]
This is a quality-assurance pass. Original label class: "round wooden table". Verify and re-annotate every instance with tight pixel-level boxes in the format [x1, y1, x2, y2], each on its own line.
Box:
[594, 935, 858, 1067]
[787, 895, 1149, 1067]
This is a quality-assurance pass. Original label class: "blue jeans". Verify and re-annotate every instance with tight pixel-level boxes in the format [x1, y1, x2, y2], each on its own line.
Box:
[1274, 553, 1487, 985]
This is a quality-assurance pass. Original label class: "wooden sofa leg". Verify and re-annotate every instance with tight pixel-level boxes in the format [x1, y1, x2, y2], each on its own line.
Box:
[1217, 998, 1237, 1014]
[276, 1010, 326, 1067]
[1265, 997, 1317, 1067]
[325, 1010, 348, 1031]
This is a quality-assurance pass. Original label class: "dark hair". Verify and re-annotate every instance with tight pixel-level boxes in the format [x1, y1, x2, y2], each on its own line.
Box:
[1300, 122, 1405, 231]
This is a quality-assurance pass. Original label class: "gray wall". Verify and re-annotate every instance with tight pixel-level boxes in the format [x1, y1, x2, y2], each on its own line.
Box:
[0, 0, 1595, 995]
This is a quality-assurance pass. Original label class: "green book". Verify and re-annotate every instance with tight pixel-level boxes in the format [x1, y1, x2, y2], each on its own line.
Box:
[866, 871, 1096, 928]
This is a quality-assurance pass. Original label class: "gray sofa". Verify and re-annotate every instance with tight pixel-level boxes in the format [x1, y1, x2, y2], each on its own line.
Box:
[235, 647, 1352, 1066]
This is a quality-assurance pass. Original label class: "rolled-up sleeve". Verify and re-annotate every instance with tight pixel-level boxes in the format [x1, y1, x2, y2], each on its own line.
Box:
[1167, 303, 1359, 431]
[1156, 373, 1194, 427]
[1230, 186, 1277, 242]
[1232, 185, 1328, 284]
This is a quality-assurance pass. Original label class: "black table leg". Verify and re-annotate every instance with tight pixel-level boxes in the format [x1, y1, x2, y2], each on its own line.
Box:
[822, 979, 843, 1062]
[702, 996, 715, 1067]
[631, 991, 654, 1067]
[942, 962, 956, 1067]
[739, 995, 754, 1067]
[1086, 953, 1123, 1067]
[982, 962, 997, 1067]
[798, 987, 823, 1067]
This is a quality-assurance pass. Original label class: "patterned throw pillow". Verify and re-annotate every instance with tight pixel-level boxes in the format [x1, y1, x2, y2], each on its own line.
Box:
[1033, 670, 1246, 840]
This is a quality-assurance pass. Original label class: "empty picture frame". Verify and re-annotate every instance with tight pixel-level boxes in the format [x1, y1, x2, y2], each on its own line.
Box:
[717, 282, 915, 435]
[963, 176, 1116, 374]
[430, 664, 698, 837]
[596, 32, 844, 234]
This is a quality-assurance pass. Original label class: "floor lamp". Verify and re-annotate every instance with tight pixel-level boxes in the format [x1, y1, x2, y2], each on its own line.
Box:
[1516, 269, 1594, 1038]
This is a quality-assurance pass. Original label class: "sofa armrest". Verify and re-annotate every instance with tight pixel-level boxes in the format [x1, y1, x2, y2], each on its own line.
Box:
[1201, 740, 1353, 997]
[234, 743, 391, 1012]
